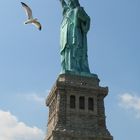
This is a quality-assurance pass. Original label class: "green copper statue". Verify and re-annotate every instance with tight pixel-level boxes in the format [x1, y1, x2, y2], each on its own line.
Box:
[59, 0, 91, 75]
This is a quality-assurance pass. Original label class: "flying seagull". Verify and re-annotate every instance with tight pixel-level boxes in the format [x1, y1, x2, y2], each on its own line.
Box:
[21, 2, 42, 30]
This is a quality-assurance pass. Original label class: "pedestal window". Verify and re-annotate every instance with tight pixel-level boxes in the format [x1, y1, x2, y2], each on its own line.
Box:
[70, 95, 76, 109]
[88, 97, 94, 111]
[79, 96, 85, 109]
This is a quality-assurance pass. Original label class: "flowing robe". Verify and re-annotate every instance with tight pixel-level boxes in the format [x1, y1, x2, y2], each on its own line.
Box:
[60, 6, 90, 74]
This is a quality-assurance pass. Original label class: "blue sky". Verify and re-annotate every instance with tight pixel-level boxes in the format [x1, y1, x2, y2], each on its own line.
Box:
[0, 0, 140, 139]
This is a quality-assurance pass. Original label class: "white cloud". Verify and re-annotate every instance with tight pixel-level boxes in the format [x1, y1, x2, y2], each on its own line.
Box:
[25, 93, 45, 104]
[0, 110, 44, 140]
[119, 93, 140, 118]
[18, 93, 46, 105]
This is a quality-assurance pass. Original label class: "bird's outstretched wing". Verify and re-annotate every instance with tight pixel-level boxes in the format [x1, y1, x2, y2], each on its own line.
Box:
[32, 20, 42, 30]
[21, 2, 33, 19]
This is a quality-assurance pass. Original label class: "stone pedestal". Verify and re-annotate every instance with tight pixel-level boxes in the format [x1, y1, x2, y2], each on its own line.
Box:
[45, 74, 113, 140]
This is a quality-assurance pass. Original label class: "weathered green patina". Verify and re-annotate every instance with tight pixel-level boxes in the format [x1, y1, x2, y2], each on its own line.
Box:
[59, 0, 97, 77]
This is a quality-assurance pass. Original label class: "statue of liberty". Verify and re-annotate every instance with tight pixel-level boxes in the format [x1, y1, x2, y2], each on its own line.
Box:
[59, 0, 91, 75]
